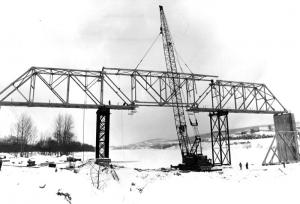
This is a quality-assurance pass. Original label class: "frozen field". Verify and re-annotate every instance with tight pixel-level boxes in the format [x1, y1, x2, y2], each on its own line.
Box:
[0, 138, 299, 204]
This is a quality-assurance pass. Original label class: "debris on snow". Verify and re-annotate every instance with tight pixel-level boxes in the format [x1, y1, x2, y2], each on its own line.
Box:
[278, 168, 287, 175]
[27, 159, 36, 167]
[57, 189, 72, 204]
[39, 184, 46, 189]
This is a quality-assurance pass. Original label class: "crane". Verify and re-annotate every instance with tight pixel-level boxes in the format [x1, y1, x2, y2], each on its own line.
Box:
[159, 5, 212, 171]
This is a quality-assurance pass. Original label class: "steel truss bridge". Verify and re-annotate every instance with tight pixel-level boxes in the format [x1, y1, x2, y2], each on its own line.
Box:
[0, 66, 287, 165]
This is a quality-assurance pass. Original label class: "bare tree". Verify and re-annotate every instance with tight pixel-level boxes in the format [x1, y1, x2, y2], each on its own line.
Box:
[53, 114, 75, 155]
[63, 114, 74, 144]
[54, 114, 64, 144]
[53, 114, 75, 145]
[15, 113, 37, 156]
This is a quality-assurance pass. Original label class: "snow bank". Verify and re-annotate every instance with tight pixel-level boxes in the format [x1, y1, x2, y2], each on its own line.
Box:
[0, 138, 299, 204]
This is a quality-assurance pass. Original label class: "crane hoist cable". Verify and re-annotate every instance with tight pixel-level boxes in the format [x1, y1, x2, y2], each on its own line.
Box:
[172, 40, 201, 136]
[172, 44, 199, 127]
[174, 46, 198, 96]
[82, 71, 88, 161]
[120, 109, 125, 161]
[164, 33, 195, 124]
[82, 102, 86, 161]
[134, 33, 161, 70]
[174, 47, 194, 74]
[174, 47, 202, 152]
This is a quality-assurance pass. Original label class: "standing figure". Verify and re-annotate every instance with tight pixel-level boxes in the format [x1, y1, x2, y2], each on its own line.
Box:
[0, 158, 2, 171]
[245, 162, 249, 169]
[239, 162, 242, 170]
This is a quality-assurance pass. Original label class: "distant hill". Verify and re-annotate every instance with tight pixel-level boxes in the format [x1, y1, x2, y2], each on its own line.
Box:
[112, 122, 300, 150]
[111, 138, 178, 150]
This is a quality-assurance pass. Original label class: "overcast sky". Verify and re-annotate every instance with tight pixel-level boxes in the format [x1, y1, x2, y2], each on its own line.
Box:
[0, 0, 300, 146]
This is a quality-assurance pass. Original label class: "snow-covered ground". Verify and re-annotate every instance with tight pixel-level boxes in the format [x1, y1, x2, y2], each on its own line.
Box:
[0, 138, 299, 204]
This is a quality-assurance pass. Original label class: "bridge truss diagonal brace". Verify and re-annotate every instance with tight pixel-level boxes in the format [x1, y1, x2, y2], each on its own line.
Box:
[95, 107, 110, 159]
[209, 111, 231, 166]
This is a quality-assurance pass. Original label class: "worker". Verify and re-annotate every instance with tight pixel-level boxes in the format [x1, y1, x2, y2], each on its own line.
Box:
[108, 100, 111, 105]
[239, 162, 242, 170]
[245, 162, 249, 170]
[0, 158, 2, 171]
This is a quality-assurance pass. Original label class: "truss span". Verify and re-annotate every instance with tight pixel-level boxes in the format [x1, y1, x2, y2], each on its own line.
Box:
[0, 66, 287, 114]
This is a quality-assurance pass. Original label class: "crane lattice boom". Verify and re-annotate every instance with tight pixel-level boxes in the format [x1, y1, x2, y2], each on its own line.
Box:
[159, 5, 191, 157]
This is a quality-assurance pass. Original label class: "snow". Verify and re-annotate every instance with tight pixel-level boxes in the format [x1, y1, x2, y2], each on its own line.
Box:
[255, 130, 275, 136]
[0, 138, 299, 204]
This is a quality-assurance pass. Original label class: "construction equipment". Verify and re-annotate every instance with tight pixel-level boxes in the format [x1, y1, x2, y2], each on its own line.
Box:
[159, 5, 212, 171]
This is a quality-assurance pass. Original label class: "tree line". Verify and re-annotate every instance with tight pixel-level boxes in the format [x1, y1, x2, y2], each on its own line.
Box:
[0, 113, 94, 156]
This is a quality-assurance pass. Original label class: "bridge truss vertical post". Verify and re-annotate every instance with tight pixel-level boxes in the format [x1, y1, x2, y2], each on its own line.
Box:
[95, 107, 110, 159]
[209, 111, 231, 166]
